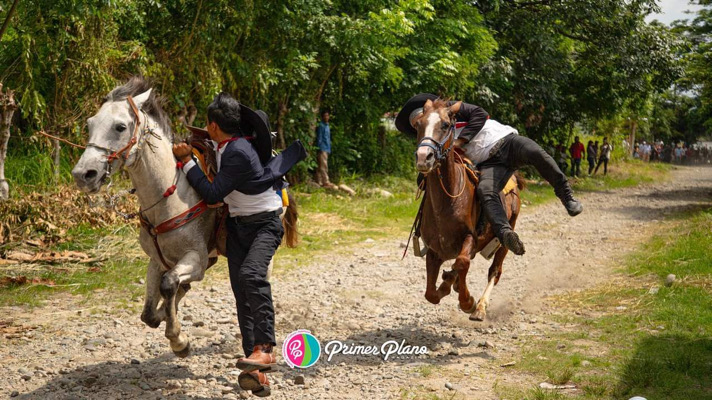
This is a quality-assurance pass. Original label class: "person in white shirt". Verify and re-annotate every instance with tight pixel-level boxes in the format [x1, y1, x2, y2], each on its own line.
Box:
[396, 94, 582, 255]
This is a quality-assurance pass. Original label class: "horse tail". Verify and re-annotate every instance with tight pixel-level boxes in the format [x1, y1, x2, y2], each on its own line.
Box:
[282, 192, 299, 248]
[514, 171, 527, 191]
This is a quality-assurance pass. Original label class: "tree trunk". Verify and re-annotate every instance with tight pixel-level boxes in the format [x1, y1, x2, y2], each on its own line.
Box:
[53, 138, 61, 182]
[0, 83, 17, 200]
[275, 101, 288, 150]
[629, 120, 637, 157]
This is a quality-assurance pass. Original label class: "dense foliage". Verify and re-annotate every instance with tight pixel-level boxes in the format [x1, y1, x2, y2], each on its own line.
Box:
[0, 0, 709, 182]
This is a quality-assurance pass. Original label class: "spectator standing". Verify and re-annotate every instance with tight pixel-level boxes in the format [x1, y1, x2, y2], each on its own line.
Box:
[557, 144, 569, 175]
[587, 140, 597, 175]
[314, 111, 336, 188]
[569, 136, 585, 177]
[594, 137, 612, 175]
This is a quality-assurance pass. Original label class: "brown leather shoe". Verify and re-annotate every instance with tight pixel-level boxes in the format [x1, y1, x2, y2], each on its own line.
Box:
[236, 344, 277, 372]
[238, 370, 271, 397]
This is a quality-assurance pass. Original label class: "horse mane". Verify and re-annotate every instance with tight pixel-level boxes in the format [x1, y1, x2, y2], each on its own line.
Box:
[430, 99, 449, 110]
[105, 76, 173, 138]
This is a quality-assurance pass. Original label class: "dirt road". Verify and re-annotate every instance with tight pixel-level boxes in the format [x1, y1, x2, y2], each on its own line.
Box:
[2, 165, 711, 400]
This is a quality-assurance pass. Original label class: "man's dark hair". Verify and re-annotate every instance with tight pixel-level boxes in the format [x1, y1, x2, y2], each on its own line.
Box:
[207, 92, 241, 135]
[321, 110, 329, 117]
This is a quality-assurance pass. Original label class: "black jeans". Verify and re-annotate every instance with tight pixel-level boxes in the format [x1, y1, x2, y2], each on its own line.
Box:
[594, 157, 609, 175]
[477, 134, 569, 238]
[571, 158, 582, 177]
[226, 214, 283, 356]
[587, 157, 596, 175]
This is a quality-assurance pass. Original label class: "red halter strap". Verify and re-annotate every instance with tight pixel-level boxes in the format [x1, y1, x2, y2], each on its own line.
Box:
[106, 95, 141, 163]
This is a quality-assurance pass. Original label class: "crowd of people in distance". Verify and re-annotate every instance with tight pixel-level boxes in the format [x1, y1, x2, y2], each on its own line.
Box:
[632, 141, 712, 165]
[543, 136, 711, 178]
[545, 137, 613, 177]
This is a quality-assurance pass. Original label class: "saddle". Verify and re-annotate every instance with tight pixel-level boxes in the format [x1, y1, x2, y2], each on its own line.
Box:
[188, 130, 228, 258]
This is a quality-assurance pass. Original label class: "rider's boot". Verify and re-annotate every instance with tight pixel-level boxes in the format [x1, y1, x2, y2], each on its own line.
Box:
[500, 228, 525, 255]
[555, 183, 583, 216]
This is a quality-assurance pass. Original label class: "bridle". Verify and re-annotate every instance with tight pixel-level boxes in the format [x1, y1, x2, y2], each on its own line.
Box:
[86, 95, 145, 179]
[415, 113, 467, 198]
[415, 116, 456, 165]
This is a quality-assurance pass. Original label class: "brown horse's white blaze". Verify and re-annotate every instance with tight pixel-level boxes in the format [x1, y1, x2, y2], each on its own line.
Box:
[414, 99, 522, 321]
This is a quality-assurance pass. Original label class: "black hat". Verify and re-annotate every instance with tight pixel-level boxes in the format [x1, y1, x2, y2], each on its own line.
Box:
[240, 105, 273, 164]
[186, 104, 273, 164]
[395, 93, 439, 136]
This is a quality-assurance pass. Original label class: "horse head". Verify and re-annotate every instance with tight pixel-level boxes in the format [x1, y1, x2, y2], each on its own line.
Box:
[72, 78, 160, 193]
[413, 99, 462, 174]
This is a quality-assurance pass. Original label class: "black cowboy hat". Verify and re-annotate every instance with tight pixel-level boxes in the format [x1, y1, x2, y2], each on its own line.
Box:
[395, 93, 439, 136]
[186, 104, 273, 164]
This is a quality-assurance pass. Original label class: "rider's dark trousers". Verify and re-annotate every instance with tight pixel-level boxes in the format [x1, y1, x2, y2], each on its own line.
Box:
[226, 214, 283, 356]
[477, 134, 569, 239]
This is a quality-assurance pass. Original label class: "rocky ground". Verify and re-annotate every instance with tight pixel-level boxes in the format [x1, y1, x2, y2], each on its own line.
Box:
[1, 165, 711, 400]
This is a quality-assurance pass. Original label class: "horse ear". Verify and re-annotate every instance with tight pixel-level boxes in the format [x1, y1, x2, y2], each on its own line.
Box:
[423, 99, 434, 111]
[449, 101, 462, 115]
[132, 88, 153, 109]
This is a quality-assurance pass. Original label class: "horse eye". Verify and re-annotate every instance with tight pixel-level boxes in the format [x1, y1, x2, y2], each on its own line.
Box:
[441, 122, 450, 129]
[115, 123, 127, 132]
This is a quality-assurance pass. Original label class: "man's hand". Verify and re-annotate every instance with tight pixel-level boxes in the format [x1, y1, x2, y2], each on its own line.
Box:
[172, 143, 194, 163]
[454, 138, 467, 148]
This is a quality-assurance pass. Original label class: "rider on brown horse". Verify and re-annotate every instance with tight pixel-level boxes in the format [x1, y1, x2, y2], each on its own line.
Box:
[396, 93, 583, 255]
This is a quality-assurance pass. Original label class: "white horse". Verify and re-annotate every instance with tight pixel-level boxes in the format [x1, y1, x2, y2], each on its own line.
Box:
[72, 77, 297, 357]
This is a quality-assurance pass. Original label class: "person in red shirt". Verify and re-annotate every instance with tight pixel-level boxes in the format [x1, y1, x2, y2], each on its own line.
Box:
[569, 136, 585, 177]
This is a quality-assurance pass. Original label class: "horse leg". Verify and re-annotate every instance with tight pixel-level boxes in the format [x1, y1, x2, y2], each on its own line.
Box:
[470, 246, 508, 321]
[140, 260, 164, 329]
[161, 250, 204, 358]
[454, 235, 477, 313]
[424, 250, 446, 304]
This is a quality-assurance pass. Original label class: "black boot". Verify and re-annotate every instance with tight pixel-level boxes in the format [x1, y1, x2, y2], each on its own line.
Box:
[501, 229, 525, 255]
[556, 185, 583, 217]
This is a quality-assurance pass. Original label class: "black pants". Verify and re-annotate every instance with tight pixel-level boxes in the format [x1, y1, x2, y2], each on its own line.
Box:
[571, 158, 582, 177]
[587, 157, 596, 175]
[594, 158, 609, 175]
[226, 214, 283, 356]
[477, 134, 569, 238]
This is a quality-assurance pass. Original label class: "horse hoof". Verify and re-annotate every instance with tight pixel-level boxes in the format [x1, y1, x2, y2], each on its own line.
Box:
[469, 310, 486, 321]
[140, 314, 161, 329]
[425, 294, 440, 305]
[460, 298, 477, 314]
[174, 342, 191, 358]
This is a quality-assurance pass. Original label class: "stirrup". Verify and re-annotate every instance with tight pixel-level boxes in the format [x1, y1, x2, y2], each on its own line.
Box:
[480, 238, 501, 260]
[413, 235, 429, 258]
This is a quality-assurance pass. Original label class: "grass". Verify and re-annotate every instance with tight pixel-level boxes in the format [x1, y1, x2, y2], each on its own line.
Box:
[0, 223, 145, 307]
[496, 207, 712, 400]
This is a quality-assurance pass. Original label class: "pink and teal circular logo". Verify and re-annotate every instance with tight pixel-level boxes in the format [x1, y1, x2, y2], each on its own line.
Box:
[283, 330, 321, 368]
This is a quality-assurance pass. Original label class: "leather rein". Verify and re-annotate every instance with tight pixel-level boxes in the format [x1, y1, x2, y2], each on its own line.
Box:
[89, 95, 208, 271]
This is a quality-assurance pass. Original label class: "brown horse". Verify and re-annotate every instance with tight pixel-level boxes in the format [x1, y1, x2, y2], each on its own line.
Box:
[413, 99, 522, 321]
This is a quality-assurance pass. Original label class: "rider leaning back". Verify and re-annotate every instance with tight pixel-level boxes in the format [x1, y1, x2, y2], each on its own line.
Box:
[396, 93, 583, 255]
[173, 93, 305, 397]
